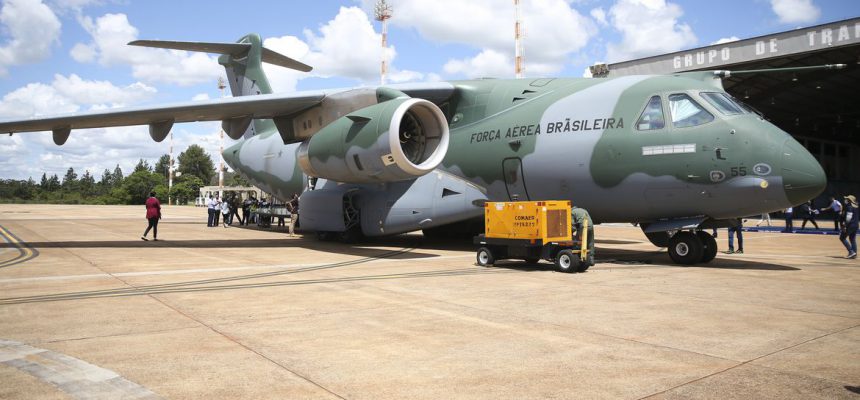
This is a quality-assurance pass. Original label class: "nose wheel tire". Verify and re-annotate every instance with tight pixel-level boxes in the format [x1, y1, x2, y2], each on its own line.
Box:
[668, 232, 704, 265]
[555, 249, 580, 273]
[476, 247, 495, 266]
[695, 231, 718, 263]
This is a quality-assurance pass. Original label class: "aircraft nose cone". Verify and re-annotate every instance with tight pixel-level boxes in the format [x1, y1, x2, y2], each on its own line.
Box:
[782, 139, 826, 205]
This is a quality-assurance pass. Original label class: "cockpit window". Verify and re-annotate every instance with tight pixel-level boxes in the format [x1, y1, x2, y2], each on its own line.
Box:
[669, 94, 714, 128]
[636, 96, 665, 131]
[701, 92, 744, 115]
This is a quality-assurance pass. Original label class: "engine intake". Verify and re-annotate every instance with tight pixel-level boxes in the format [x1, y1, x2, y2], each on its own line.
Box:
[298, 97, 449, 183]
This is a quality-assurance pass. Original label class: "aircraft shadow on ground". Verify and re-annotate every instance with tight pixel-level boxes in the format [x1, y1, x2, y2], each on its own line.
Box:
[0, 237, 440, 261]
[0, 230, 798, 271]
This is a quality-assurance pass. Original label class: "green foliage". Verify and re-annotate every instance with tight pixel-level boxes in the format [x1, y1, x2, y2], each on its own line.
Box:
[1, 145, 216, 205]
[177, 174, 204, 196]
[225, 170, 250, 187]
[169, 182, 196, 205]
[122, 170, 163, 204]
[178, 144, 215, 185]
[62, 167, 78, 191]
[134, 159, 152, 173]
[154, 154, 171, 178]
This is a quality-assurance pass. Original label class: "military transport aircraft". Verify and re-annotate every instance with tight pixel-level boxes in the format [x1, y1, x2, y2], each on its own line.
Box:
[0, 34, 829, 265]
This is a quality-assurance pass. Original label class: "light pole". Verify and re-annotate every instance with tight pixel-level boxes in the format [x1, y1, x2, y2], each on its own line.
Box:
[168, 130, 174, 205]
[375, 0, 393, 85]
[217, 77, 226, 199]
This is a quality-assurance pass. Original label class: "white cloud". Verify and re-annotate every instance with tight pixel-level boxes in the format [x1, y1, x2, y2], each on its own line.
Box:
[192, 93, 210, 101]
[0, 73, 163, 180]
[0, 0, 62, 76]
[712, 36, 740, 45]
[52, 74, 156, 106]
[770, 0, 820, 24]
[371, 0, 596, 78]
[72, 13, 222, 86]
[591, 8, 608, 26]
[444, 49, 512, 79]
[605, 0, 696, 63]
[263, 6, 421, 92]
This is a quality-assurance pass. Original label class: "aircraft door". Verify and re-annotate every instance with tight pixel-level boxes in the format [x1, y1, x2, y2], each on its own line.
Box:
[502, 157, 530, 201]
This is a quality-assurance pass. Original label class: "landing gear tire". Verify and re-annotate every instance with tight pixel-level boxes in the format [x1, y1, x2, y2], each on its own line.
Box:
[696, 231, 718, 263]
[477, 247, 494, 267]
[668, 232, 703, 265]
[555, 249, 580, 273]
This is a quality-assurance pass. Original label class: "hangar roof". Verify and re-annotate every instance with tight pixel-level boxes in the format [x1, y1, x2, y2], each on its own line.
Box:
[601, 17, 860, 146]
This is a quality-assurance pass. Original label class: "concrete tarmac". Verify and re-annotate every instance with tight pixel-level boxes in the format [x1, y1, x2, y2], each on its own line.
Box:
[0, 204, 857, 399]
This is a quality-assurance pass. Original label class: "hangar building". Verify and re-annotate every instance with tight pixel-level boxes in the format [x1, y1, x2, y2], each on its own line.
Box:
[594, 17, 860, 195]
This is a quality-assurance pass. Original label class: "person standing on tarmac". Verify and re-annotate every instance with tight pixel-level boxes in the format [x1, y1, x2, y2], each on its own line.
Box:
[727, 218, 744, 254]
[840, 195, 858, 259]
[242, 195, 255, 226]
[570, 206, 594, 266]
[220, 197, 231, 228]
[821, 196, 843, 231]
[141, 191, 161, 241]
[287, 193, 300, 237]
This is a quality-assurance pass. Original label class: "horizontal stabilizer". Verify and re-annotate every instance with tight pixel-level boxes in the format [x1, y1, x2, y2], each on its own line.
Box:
[128, 39, 312, 72]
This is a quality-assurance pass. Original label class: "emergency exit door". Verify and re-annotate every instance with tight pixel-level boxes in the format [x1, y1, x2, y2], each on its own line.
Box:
[503, 157, 530, 201]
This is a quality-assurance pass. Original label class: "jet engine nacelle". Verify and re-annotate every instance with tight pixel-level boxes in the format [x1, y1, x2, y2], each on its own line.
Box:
[297, 97, 449, 184]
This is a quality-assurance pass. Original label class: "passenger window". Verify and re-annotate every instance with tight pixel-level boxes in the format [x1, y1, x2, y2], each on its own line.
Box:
[669, 94, 714, 128]
[701, 92, 743, 115]
[636, 96, 665, 131]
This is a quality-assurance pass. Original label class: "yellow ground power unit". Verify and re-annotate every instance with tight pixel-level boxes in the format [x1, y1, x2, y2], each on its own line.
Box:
[484, 201, 572, 243]
[474, 201, 593, 273]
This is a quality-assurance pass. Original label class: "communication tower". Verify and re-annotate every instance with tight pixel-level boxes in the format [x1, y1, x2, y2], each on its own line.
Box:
[375, 0, 393, 85]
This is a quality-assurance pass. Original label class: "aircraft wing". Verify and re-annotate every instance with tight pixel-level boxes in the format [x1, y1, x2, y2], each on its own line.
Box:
[0, 90, 329, 145]
[0, 82, 455, 145]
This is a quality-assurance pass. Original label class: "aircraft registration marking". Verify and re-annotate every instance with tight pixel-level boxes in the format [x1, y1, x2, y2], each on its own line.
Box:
[641, 144, 696, 156]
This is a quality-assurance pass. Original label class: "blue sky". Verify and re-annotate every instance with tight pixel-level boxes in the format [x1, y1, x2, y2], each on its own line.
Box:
[0, 0, 857, 180]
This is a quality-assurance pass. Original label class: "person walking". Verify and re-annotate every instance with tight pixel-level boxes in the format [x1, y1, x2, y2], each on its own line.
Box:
[820, 196, 843, 231]
[141, 191, 161, 241]
[229, 196, 243, 225]
[755, 213, 772, 227]
[840, 195, 858, 259]
[800, 201, 819, 230]
[727, 219, 744, 254]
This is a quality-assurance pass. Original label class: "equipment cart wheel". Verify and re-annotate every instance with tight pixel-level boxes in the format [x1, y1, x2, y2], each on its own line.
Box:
[524, 257, 540, 265]
[555, 249, 580, 273]
[668, 231, 703, 265]
[476, 247, 495, 266]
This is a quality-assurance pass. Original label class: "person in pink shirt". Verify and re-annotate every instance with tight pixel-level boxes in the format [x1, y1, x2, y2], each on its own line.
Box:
[141, 191, 161, 241]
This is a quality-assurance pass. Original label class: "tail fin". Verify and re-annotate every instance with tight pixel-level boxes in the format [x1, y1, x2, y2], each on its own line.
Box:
[129, 33, 312, 137]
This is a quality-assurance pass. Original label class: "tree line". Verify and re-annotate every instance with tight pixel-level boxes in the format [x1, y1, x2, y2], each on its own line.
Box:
[0, 144, 248, 205]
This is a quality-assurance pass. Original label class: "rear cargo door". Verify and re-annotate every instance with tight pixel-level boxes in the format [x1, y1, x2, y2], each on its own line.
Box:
[502, 157, 530, 201]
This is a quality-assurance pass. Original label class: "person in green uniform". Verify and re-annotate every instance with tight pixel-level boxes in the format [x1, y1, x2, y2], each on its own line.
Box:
[571, 206, 595, 266]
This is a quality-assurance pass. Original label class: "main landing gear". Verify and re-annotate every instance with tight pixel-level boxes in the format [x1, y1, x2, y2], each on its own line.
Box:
[667, 230, 717, 265]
